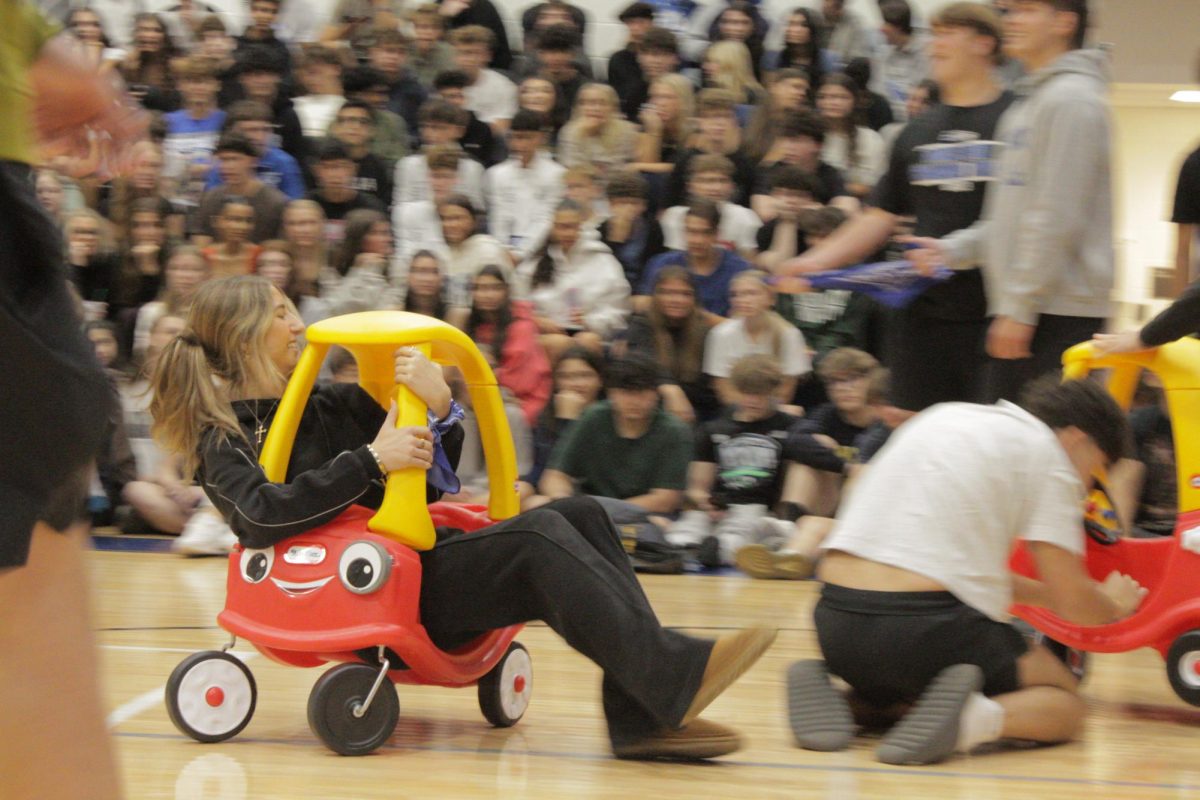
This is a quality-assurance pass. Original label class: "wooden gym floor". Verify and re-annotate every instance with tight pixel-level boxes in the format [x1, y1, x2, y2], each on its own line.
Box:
[91, 535, 1200, 799]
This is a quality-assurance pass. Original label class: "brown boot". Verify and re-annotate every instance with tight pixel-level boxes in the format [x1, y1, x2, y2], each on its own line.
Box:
[612, 718, 742, 760]
[682, 627, 778, 725]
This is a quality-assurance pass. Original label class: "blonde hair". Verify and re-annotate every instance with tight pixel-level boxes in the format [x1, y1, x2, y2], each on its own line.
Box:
[64, 208, 116, 254]
[703, 41, 763, 102]
[731, 270, 793, 363]
[649, 73, 697, 145]
[151, 276, 292, 476]
[563, 83, 634, 153]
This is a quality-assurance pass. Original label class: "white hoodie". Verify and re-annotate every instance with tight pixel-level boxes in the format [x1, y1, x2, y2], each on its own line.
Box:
[514, 239, 631, 338]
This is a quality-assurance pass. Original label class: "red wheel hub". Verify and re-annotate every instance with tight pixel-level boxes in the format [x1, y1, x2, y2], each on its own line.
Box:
[205, 686, 226, 707]
[513, 675, 526, 694]
[1192, 661, 1200, 678]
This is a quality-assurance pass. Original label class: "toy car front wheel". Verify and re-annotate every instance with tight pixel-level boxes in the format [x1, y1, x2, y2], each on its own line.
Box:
[478, 642, 532, 727]
[165, 651, 257, 743]
[307, 663, 399, 755]
[1167, 631, 1200, 706]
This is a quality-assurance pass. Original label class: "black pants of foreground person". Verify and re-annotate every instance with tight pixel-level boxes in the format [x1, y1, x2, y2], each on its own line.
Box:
[419, 496, 713, 747]
[0, 161, 111, 567]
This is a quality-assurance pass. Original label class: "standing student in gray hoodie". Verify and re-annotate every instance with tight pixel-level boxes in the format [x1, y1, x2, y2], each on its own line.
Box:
[907, 0, 1113, 402]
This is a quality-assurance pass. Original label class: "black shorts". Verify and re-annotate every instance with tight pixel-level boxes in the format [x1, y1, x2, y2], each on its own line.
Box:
[814, 583, 1027, 708]
[0, 162, 111, 568]
[885, 310, 987, 412]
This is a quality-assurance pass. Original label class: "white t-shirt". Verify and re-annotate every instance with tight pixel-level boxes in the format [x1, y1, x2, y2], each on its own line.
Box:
[661, 202, 762, 254]
[293, 95, 347, 139]
[393, 154, 485, 209]
[464, 69, 518, 126]
[822, 401, 1087, 622]
[703, 318, 811, 379]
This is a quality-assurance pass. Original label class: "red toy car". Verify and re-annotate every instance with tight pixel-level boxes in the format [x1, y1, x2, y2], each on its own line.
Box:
[164, 312, 530, 755]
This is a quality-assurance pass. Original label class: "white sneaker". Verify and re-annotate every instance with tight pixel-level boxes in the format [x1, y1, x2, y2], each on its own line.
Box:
[173, 511, 238, 556]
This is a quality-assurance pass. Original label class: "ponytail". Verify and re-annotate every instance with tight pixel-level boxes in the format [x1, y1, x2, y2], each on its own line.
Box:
[149, 331, 243, 478]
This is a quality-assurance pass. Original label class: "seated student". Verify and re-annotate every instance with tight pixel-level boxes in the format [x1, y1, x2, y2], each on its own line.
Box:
[514, 200, 631, 358]
[152, 276, 775, 760]
[280, 200, 330, 301]
[621, 266, 719, 424]
[120, 313, 208, 535]
[598, 170, 666, 291]
[701, 40, 767, 112]
[293, 45, 348, 142]
[755, 167, 824, 273]
[409, 2, 458, 89]
[450, 25, 518, 137]
[434, 193, 510, 308]
[459, 265, 552, 428]
[362, 26, 427, 143]
[432, 69, 501, 166]
[255, 240, 296, 300]
[228, 45, 307, 171]
[402, 250, 450, 320]
[607, 2, 657, 117]
[236, 0, 291, 74]
[201, 196, 262, 278]
[615, 25, 683, 123]
[328, 100, 394, 208]
[661, 154, 762, 261]
[522, 345, 605, 499]
[342, 66, 413, 164]
[518, 75, 567, 143]
[306, 140, 386, 249]
[562, 164, 608, 235]
[115, 199, 172, 319]
[394, 145, 460, 266]
[315, 209, 401, 318]
[194, 133, 288, 244]
[484, 110, 567, 266]
[393, 100, 486, 208]
[65, 210, 120, 322]
[816, 73, 888, 201]
[780, 347, 880, 520]
[539, 354, 693, 529]
[519, 23, 589, 124]
[737, 366, 904, 580]
[668, 354, 805, 566]
[704, 271, 811, 408]
[666, 89, 757, 210]
[773, 206, 873, 366]
[556, 83, 639, 179]
[788, 377, 1145, 766]
[632, 74, 698, 177]
[204, 101, 305, 200]
[132, 245, 211, 361]
[163, 55, 228, 210]
[751, 110, 856, 221]
[638, 200, 751, 320]
[744, 68, 813, 165]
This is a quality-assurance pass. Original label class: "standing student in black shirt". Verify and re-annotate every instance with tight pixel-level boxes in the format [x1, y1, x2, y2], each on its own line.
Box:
[306, 140, 386, 250]
[780, 3, 1012, 417]
[330, 101, 395, 209]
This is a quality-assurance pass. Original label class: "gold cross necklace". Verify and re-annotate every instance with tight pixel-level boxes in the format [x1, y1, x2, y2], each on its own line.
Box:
[250, 400, 280, 448]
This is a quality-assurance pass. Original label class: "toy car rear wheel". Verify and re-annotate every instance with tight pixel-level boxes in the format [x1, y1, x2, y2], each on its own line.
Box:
[307, 663, 399, 755]
[478, 642, 532, 727]
[1167, 631, 1200, 706]
[165, 651, 257, 743]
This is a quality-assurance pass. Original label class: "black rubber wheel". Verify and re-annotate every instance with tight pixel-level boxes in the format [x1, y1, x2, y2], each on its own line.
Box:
[1166, 631, 1200, 706]
[478, 642, 532, 727]
[165, 651, 257, 743]
[307, 663, 399, 755]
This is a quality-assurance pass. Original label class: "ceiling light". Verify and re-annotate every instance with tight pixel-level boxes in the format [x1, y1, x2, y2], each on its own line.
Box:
[1170, 90, 1200, 103]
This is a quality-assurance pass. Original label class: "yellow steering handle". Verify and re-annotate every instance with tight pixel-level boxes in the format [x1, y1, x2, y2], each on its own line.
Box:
[259, 311, 522, 550]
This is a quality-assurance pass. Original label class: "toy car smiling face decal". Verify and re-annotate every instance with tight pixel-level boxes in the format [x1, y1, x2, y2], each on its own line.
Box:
[239, 540, 392, 597]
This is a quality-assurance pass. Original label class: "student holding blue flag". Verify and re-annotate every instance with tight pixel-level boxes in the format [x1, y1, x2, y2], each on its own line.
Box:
[781, 3, 1012, 416]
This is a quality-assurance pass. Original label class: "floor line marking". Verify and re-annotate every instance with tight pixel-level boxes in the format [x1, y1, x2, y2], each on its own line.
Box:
[107, 652, 258, 729]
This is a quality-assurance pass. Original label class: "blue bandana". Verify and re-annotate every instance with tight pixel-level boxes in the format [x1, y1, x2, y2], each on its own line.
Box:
[426, 399, 465, 495]
[803, 260, 954, 309]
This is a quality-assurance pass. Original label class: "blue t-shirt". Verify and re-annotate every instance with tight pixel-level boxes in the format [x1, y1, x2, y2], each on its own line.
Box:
[163, 110, 227, 175]
[205, 146, 306, 200]
[639, 248, 750, 318]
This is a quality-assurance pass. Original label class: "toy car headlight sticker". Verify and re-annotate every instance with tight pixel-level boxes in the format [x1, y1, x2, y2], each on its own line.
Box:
[338, 541, 392, 595]
[284, 544, 326, 565]
[239, 547, 274, 584]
